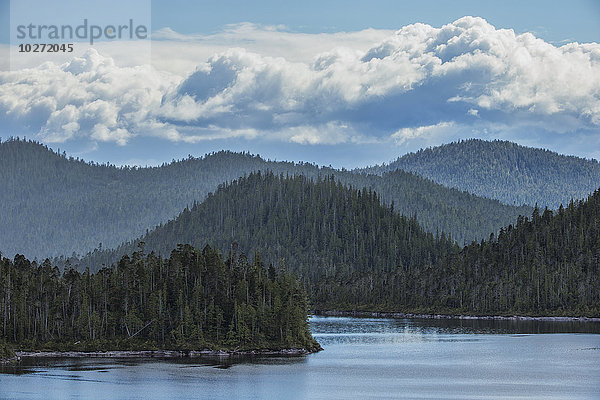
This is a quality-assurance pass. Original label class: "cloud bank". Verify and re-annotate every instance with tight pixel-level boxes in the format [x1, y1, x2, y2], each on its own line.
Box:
[1, 17, 599, 155]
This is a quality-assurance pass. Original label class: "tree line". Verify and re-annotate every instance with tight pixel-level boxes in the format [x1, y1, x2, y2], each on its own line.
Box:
[0, 243, 319, 352]
[318, 190, 600, 316]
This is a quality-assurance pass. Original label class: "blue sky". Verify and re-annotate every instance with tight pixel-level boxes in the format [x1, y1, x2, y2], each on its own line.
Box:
[1, 0, 600, 43]
[1, 0, 599, 167]
[150, 0, 600, 44]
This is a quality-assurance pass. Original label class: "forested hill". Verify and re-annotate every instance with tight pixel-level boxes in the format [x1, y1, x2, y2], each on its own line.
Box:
[77, 172, 460, 295]
[358, 139, 600, 209]
[323, 188, 600, 316]
[78, 173, 600, 316]
[0, 139, 275, 258]
[0, 244, 320, 352]
[0, 139, 529, 259]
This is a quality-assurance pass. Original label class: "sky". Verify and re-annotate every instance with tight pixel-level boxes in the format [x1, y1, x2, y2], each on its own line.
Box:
[0, 0, 599, 167]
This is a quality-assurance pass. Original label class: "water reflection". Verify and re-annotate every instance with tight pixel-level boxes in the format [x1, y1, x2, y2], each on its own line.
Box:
[309, 315, 600, 348]
[1, 316, 599, 400]
[310, 315, 600, 335]
[1, 351, 309, 376]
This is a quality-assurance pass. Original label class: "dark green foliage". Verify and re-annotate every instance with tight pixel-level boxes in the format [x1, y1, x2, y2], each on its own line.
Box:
[0, 138, 529, 259]
[0, 244, 318, 351]
[0, 337, 15, 360]
[326, 189, 600, 316]
[360, 139, 600, 208]
[80, 173, 599, 316]
[78, 172, 460, 305]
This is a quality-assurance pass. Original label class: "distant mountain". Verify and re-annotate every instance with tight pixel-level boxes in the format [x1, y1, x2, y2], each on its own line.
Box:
[358, 139, 600, 209]
[0, 139, 279, 259]
[0, 139, 529, 259]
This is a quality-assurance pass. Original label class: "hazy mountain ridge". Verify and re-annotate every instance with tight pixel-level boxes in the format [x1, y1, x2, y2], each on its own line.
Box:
[357, 139, 600, 208]
[0, 139, 529, 259]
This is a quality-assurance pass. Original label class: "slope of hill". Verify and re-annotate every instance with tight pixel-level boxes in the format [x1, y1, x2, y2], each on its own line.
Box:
[359, 139, 600, 208]
[0, 139, 273, 258]
[354, 170, 531, 246]
[79, 172, 459, 291]
[80, 173, 600, 316]
[325, 188, 600, 316]
[0, 139, 530, 259]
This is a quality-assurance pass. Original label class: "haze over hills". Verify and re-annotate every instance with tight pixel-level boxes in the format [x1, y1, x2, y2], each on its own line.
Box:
[358, 139, 600, 209]
[0, 139, 530, 259]
[1, 139, 598, 316]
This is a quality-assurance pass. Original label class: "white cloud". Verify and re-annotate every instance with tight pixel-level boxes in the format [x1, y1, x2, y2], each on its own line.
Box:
[1, 17, 599, 152]
[0, 49, 179, 145]
[392, 122, 456, 145]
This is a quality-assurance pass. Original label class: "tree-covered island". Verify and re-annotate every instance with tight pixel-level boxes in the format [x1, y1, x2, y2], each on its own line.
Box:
[0, 244, 321, 358]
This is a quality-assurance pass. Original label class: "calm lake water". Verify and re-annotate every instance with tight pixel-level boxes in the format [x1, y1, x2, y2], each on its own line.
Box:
[1, 316, 599, 399]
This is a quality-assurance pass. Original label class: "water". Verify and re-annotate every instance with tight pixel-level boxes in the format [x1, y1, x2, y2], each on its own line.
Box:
[1, 316, 599, 399]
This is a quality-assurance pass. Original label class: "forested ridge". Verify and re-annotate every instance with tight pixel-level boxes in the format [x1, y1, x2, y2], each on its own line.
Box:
[0, 138, 530, 259]
[74, 172, 599, 316]
[359, 139, 600, 208]
[322, 189, 600, 316]
[0, 244, 319, 352]
[77, 172, 459, 293]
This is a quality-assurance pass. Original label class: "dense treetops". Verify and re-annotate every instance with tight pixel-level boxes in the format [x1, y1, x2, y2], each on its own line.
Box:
[359, 139, 600, 209]
[323, 189, 600, 317]
[77, 172, 460, 289]
[0, 244, 319, 352]
[79, 172, 600, 316]
[0, 138, 529, 260]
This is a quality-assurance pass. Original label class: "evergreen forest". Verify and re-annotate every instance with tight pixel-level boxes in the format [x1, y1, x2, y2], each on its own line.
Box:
[75, 173, 599, 316]
[0, 244, 319, 352]
[360, 139, 600, 208]
[319, 190, 600, 316]
[1, 138, 530, 259]
[2, 140, 599, 355]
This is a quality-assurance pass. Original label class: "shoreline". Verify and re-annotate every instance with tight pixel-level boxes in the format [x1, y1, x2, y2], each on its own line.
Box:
[6, 311, 597, 362]
[313, 310, 600, 322]
[1, 356, 20, 365]
[13, 347, 318, 360]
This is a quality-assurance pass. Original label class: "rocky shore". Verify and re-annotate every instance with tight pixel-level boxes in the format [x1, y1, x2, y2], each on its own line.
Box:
[14, 347, 320, 360]
[314, 310, 600, 322]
